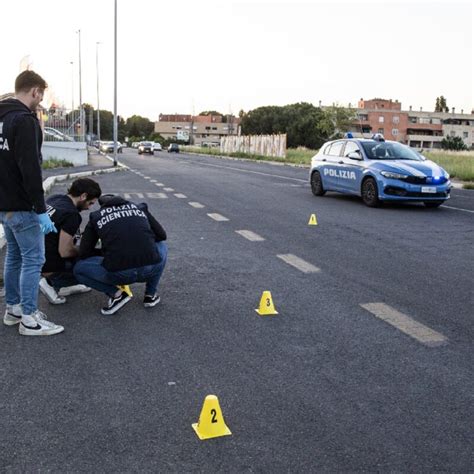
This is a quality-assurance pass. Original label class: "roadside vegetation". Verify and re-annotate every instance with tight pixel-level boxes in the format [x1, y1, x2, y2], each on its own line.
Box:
[42, 158, 74, 169]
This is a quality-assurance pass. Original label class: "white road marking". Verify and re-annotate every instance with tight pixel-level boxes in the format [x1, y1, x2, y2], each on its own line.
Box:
[189, 161, 307, 182]
[124, 192, 144, 199]
[441, 205, 474, 213]
[277, 254, 320, 273]
[150, 179, 157, 183]
[235, 230, 265, 241]
[189, 202, 205, 208]
[174, 193, 187, 198]
[164, 187, 175, 192]
[155, 183, 164, 187]
[144, 176, 151, 180]
[146, 192, 168, 199]
[360, 303, 448, 347]
[207, 213, 229, 222]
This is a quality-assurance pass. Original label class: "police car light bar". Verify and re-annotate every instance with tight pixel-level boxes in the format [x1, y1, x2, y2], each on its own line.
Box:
[371, 133, 385, 141]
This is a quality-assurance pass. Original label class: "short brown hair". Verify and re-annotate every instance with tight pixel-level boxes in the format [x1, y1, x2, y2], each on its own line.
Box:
[14, 70, 48, 93]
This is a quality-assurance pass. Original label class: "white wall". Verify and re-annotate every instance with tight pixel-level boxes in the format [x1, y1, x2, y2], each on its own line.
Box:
[42, 142, 88, 166]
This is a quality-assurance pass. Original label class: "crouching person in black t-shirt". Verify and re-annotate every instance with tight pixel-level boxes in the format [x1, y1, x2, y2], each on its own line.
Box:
[74, 194, 168, 315]
[40, 178, 102, 304]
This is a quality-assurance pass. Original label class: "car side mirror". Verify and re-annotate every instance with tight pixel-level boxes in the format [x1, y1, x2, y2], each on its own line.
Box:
[347, 151, 363, 161]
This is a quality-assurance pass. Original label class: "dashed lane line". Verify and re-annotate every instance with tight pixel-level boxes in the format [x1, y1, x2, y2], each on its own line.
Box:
[124, 192, 144, 199]
[189, 202, 205, 208]
[147, 192, 168, 199]
[150, 179, 157, 183]
[235, 230, 265, 241]
[155, 183, 164, 187]
[360, 303, 448, 347]
[207, 213, 229, 222]
[277, 254, 320, 273]
[174, 193, 187, 198]
[164, 187, 175, 192]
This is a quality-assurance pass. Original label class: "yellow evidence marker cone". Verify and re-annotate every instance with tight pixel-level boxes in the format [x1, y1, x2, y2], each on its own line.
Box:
[255, 291, 278, 316]
[117, 285, 133, 297]
[308, 213, 318, 225]
[192, 395, 232, 440]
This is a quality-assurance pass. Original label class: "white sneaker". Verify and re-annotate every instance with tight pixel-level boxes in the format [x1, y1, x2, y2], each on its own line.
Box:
[39, 278, 66, 305]
[58, 284, 91, 297]
[3, 303, 22, 326]
[19, 310, 64, 336]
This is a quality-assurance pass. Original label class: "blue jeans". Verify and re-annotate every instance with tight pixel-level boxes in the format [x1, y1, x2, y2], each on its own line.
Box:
[0, 211, 45, 315]
[74, 241, 168, 297]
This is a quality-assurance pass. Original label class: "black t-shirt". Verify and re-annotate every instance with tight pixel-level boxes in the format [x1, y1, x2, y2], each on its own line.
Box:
[42, 194, 81, 272]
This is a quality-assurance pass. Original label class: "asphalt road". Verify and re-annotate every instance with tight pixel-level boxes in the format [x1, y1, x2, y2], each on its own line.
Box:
[1, 148, 473, 472]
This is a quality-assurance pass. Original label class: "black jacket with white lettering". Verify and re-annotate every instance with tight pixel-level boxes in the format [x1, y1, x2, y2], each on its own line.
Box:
[0, 98, 46, 213]
[79, 197, 167, 272]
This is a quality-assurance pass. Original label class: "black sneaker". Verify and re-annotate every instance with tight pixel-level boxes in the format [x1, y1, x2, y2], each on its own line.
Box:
[143, 294, 161, 308]
[101, 291, 132, 315]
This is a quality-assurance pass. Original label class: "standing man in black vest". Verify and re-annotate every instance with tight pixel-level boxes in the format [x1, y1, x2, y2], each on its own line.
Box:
[74, 194, 167, 315]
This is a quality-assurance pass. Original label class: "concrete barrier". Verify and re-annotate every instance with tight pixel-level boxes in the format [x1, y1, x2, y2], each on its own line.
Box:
[42, 141, 88, 166]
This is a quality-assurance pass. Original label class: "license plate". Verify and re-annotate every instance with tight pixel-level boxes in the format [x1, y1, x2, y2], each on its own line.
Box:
[421, 186, 437, 193]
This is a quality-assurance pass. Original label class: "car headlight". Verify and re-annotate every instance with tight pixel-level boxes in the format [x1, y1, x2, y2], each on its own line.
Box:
[380, 171, 409, 180]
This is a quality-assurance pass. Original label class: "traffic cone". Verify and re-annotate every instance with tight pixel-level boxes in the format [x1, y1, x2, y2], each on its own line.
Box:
[308, 213, 318, 225]
[192, 395, 232, 440]
[255, 291, 278, 316]
[117, 285, 133, 297]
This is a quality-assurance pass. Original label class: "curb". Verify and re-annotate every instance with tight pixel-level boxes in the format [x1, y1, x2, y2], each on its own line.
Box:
[0, 161, 127, 251]
[183, 150, 310, 169]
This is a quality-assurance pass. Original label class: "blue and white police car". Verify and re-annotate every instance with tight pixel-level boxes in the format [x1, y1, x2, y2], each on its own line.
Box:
[310, 134, 451, 207]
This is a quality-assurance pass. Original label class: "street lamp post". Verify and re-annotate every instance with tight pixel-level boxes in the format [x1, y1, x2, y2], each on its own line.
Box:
[77, 29, 85, 142]
[113, 0, 118, 166]
[96, 42, 101, 142]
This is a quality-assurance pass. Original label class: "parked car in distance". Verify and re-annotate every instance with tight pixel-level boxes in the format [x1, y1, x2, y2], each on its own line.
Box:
[168, 143, 180, 153]
[100, 141, 123, 153]
[153, 142, 162, 151]
[138, 142, 154, 155]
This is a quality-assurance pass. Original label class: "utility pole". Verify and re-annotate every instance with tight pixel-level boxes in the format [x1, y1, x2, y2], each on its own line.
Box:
[77, 29, 85, 142]
[96, 42, 101, 141]
[113, 0, 118, 166]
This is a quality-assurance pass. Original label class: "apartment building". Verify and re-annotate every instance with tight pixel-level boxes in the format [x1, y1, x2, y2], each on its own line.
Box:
[352, 98, 474, 149]
[155, 113, 240, 145]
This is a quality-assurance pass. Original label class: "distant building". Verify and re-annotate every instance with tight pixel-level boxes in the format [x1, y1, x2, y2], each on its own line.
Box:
[350, 98, 474, 149]
[155, 113, 240, 145]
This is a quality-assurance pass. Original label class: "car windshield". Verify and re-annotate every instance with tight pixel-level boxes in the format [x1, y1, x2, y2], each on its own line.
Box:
[142, 142, 152, 146]
[361, 141, 423, 161]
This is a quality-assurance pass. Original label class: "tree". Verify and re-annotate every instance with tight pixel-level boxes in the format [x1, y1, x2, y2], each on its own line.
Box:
[435, 96, 449, 112]
[124, 115, 154, 139]
[198, 110, 222, 116]
[441, 135, 467, 151]
[240, 102, 355, 149]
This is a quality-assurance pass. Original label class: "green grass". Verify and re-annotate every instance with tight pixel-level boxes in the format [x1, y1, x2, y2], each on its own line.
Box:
[424, 151, 474, 182]
[42, 158, 74, 169]
[183, 146, 316, 166]
[183, 146, 474, 183]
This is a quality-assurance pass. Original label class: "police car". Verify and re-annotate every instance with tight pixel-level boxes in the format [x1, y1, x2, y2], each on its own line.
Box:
[310, 134, 451, 207]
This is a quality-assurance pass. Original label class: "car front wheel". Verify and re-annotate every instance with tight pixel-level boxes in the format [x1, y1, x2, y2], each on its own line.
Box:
[311, 171, 325, 196]
[361, 177, 380, 207]
[424, 201, 443, 208]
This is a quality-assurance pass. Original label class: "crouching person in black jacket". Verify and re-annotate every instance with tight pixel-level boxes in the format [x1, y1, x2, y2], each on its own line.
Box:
[74, 194, 167, 315]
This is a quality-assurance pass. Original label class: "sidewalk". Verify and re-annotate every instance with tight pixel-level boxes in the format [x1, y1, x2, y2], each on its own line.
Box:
[42, 150, 117, 179]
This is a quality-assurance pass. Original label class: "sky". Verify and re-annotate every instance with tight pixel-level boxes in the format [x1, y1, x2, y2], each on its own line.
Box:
[1, 0, 472, 121]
